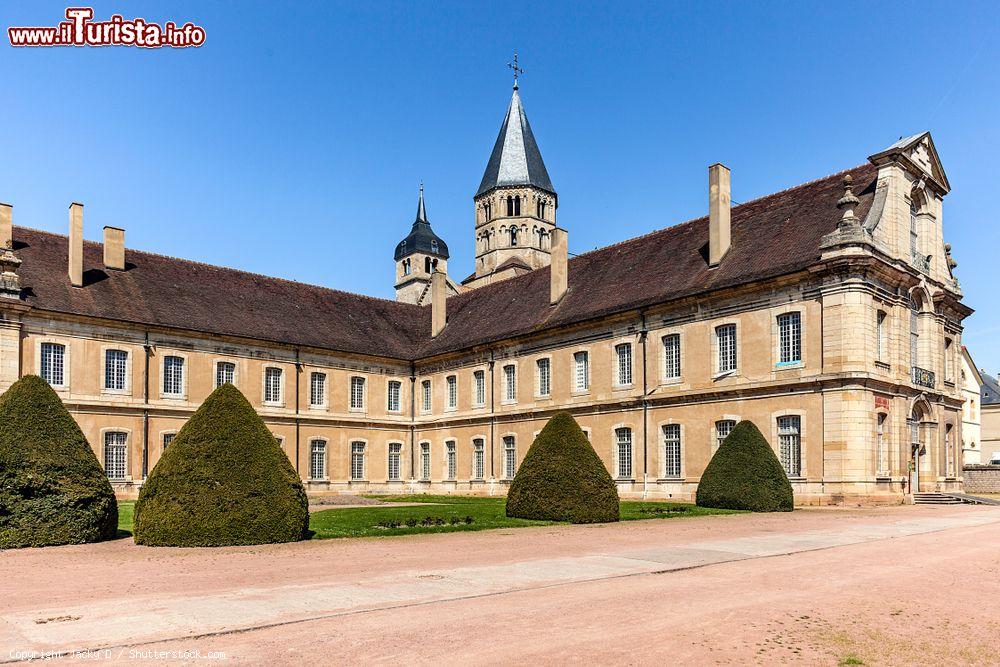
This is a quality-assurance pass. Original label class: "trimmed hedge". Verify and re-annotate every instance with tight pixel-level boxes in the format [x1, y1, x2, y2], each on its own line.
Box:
[506, 412, 619, 523]
[696, 420, 794, 512]
[0, 375, 118, 548]
[133, 384, 309, 546]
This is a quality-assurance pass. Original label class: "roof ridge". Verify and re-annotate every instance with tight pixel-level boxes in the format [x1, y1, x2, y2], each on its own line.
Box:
[14, 225, 423, 311]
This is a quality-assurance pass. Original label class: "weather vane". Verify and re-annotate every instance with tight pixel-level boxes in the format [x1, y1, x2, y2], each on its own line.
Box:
[507, 52, 524, 89]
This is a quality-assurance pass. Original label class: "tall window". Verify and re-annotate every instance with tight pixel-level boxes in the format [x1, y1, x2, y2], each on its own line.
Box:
[715, 420, 736, 451]
[216, 361, 235, 387]
[945, 424, 955, 477]
[447, 375, 457, 409]
[162, 433, 175, 451]
[387, 380, 401, 412]
[104, 431, 127, 480]
[402, 258, 411, 275]
[163, 355, 185, 396]
[503, 436, 517, 479]
[388, 443, 402, 481]
[574, 351, 590, 391]
[616, 427, 633, 479]
[536, 358, 551, 396]
[473, 438, 485, 479]
[420, 443, 431, 480]
[876, 311, 887, 362]
[446, 441, 457, 480]
[40, 342, 65, 386]
[778, 416, 802, 477]
[350, 376, 365, 410]
[421, 380, 431, 411]
[506, 195, 514, 216]
[909, 197, 920, 256]
[663, 334, 681, 380]
[910, 297, 920, 368]
[310, 372, 326, 407]
[350, 441, 365, 480]
[777, 312, 801, 364]
[503, 364, 516, 402]
[310, 440, 327, 479]
[104, 349, 127, 391]
[876, 413, 888, 476]
[474, 370, 486, 406]
[663, 424, 681, 478]
[944, 338, 954, 382]
[615, 343, 633, 385]
[510, 226, 519, 246]
[716, 324, 737, 373]
[264, 367, 282, 404]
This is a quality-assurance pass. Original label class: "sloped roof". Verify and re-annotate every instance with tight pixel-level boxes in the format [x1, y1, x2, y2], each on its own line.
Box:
[981, 371, 1000, 406]
[476, 89, 555, 198]
[8, 162, 879, 362]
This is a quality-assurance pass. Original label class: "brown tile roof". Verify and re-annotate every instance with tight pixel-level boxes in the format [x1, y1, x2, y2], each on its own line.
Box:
[8, 163, 877, 361]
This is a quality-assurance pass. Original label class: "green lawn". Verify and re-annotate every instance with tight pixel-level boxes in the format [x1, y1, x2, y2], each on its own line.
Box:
[114, 495, 741, 541]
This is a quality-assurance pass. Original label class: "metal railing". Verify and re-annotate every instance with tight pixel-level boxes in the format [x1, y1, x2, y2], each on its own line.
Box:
[911, 251, 931, 273]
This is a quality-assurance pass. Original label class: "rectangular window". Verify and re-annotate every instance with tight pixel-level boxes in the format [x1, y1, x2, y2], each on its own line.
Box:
[264, 367, 282, 404]
[310, 440, 327, 479]
[536, 358, 551, 396]
[503, 436, 517, 479]
[616, 427, 633, 479]
[474, 370, 486, 406]
[910, 303, 920, 368]
[420, 442, 431, 481]
[778, 416, 802, 477]
[104, 431, 127, 480]
[663, 334, 681, 380]
[615, 343, 633, 385]
[446, 441, 457, 480]
[717, 324, 737, 373]
[104, 349, 128, 391]
[473, 438, 485, 479]
[162, 432, 175, 451]
[388, 443, 402, 481]
[447, 375, 457, 409]
[715, 419, 736, 451]
[944, 338, 954, 382]
[350, 376, 365, 410]
[945, 424, 955, 477]
[387, 380, 401, 412]
[163, 355, 185, 396]
[310, 372, 326, 407]
[216, 361, 235, 388]
[40, 342, 65, 386]
[777, 312, 802, 364]
[421, 380, 431, 412]
[574, 351, 590, 391]
[876, 311, 887, 362]
[350, 441, 365, 480]
[503, 364, 516, 402]
[876, 413, 888, 476]
[663, 424, 681, 478]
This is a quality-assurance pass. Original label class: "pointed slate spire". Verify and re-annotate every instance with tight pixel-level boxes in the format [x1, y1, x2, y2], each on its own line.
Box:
[476, 88, 555, 198]
[394, 184, 449, 260]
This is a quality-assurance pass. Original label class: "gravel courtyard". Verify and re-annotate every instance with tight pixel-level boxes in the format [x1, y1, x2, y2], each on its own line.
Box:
[2, 504, 999, 665]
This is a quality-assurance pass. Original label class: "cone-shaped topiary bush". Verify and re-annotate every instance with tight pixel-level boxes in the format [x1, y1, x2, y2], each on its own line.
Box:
[133, 383, 309, 546]
[696, 420, 794, 512]
[506, 412, 619, 523]
[0, 375, 118, 549]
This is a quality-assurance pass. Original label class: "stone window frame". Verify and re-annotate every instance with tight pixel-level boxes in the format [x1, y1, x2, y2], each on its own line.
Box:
[771, 305, 805, 371]
[471, 367, 488, 408]
[659, 328, 683, 385]
[657, 419, 685, 480]
[348, 375, 367, 413]
[471, 435, 487, 480]
[307, 370, 329, 411]
[261, 364, 285, 408]
[160, 351, 189, 401]
[100, 426, 132, 482]
[874, 409, 891, 479]
[101, 344, 132, 396]
[712, 320, 740, 379]
[213, 358, 238, 389]
[445, 374, 458, 412]
[349, 438, 368, 482]
[711, 414, 741, 454]
[386, 440, 405, 482]
[875, 306, 890, 370]
[444, 439, 458, 481]
[769, 409, 807, 479]
[420, 379, 432, 414]
[418, 440, 432, 481]
[308, 437, 329, 481]
[612, 338, 634, 389]
[571, 347, 591, 395]
[534, 354, 552, 399]
[386, 377, 405, 414]
[500, 432, 518, 480]
[36, 336, 70, 391]
[501, 362, 518, 405]
[159, 429, 179, 458]
[611, 423, 635, 481]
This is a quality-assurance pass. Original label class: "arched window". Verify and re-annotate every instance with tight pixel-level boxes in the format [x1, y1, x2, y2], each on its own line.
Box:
[514, 195, 521, 216]
[484, 201, 492, 221]
[402, 258, 411, 275]
[510, 226, 518, 246]
[537, 200, 546, 219]
[424, 257, 432, 273]
[506, 196, 514, 217]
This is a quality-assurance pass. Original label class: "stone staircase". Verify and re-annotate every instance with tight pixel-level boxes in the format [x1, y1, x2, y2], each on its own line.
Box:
[913, 492, 1000, 506]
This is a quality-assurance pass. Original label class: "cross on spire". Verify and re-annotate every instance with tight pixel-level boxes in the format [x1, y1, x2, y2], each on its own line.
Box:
[507, 52, 524, 90]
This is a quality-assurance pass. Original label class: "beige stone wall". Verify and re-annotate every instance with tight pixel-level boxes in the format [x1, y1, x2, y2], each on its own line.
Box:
[982, 405, 1000, 462]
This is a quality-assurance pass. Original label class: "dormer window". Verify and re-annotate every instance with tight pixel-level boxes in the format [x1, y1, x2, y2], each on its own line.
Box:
[431, 240, 439, 254]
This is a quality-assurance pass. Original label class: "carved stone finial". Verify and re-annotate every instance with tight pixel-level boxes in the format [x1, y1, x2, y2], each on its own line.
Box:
[0, 248, 22, 299]
[836, 174, 861, 229]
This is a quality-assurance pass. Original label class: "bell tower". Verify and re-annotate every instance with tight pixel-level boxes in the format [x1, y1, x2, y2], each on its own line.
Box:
[394, 185, 450, 304]
[465, 56, 557, 290]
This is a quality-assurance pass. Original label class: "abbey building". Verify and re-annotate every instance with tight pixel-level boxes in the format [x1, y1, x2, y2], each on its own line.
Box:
[0, 82, 972, 504]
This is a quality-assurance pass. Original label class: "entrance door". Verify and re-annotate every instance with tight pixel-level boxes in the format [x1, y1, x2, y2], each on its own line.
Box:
[909, 445, 920, 493]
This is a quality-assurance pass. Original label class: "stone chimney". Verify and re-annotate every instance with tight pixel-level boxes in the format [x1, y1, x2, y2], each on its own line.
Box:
[431, 269, 447, 337]
[0, 202, 11, 250]
[103, 226, 125, 271]
[550, 227, 568, 304]
[708, 163, 731, 267]
[68, 202, 84, 287]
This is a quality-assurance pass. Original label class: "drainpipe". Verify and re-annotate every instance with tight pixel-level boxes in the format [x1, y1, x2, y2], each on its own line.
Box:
[409, 361, 416, 486]
[294, 348, 301, 475]
[640, 311, 649, 500]
[489, 352, 496, 494]
[141, 332, 151, 479]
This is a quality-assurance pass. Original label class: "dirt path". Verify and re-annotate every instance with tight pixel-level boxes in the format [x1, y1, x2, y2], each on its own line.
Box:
[2, 505, 998, 665]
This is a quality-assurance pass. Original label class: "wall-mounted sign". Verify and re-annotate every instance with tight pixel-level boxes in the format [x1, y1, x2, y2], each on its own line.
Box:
[874, 395, 891, 410]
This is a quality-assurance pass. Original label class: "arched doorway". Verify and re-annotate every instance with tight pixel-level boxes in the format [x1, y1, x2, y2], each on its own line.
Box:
[907, 399, 933, 493]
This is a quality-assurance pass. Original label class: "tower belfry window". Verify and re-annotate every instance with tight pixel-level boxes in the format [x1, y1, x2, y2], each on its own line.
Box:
[510, 226, 518, 246]
[514, 195, 521, 216]
[424, 257, 431, 273]
[506, 196, 514, 216]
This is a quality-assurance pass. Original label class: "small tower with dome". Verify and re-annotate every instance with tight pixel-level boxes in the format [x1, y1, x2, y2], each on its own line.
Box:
[394, 185, 452, 304]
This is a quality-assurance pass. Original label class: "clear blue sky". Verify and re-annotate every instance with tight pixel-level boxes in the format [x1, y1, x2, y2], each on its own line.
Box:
[2, 2, 998, 371]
